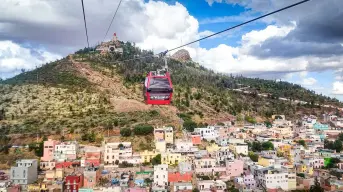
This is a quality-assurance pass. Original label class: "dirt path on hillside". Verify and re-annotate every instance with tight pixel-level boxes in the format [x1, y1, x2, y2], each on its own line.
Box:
[69, 55, 180, 120]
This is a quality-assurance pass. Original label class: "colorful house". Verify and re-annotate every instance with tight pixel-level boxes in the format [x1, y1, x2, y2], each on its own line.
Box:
[168, 172, 192, 183]
[161, 152, 185, 165]
[313, 123, 329, 131]
[258, 156, 275, 167]
[191, 135, 201, 145]
[154, 129, 165, 141]
[226, 160, 244, 178]
[41, 139, 60, 161]
[65, 174, 83, 192]
[140, 150, 159, 163]
[156, 140, 166, 152]
[206, 144, 220, 153]
[83, 167, 100, 188]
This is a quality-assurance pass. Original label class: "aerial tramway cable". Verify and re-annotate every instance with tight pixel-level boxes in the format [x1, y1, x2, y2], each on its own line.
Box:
[120, 0, 311, 62]
[80, 0, 90, 49]
[102, 0, 123, 43]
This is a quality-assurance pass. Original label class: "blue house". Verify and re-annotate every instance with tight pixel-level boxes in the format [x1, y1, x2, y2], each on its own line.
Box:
[313, 123, 329, 131]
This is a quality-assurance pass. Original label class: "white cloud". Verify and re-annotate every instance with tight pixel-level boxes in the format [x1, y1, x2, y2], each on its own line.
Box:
[0, 0, 342, 86]
[301, 77, 317, 86]
[0, 41, 61, 78]
[332, 81, 343, 95]
[241, 24, 295, 48]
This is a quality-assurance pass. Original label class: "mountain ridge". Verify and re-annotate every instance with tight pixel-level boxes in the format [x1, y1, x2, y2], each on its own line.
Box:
[0, 42, 342, 144]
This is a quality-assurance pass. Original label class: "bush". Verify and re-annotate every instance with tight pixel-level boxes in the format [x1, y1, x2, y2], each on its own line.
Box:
[133, 125, 153, 135]
[297, 173, 305, 178]
[245, 116, 256, 124]
[248, 152, 259, 162]
[183, 120, 197, 132]
[119, 161, 133, 168]
[120, 128, 132, 137]
[151, 154, 161, 165]
[81, 131, 96, 143]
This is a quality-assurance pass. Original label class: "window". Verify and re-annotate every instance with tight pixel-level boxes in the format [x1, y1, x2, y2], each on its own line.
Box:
[23, 170, 26, 178]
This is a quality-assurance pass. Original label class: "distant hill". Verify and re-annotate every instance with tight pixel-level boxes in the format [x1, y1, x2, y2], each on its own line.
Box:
[0, 41, 341, 144]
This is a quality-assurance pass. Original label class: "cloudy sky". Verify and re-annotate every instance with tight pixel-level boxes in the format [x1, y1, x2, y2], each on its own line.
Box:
[1, 0, 343, 100]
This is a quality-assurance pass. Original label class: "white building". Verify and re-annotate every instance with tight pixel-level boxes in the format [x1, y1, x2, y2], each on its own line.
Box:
[54, 141, 79, 161]
[194, 158, 217, 169]
[153, 164, 168, 187]
[173, 140, 198, 153]
[197, 180, 227, 192]
[256, 166, 296, 191]
[302, 115, 317, 128]
[179, 162, 192, 173]
[10, 159, 38, 185]
[215, 148, 234, 163]
[302, 157, 324, 169]
[230, 143, 248, 156]
[173, 182, 192, 191]
[194, 126, 218, 141]
[104, 142, 132, 165]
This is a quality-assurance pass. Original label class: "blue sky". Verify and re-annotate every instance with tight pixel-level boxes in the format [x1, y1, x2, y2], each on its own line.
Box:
[0, 0, 342, 101]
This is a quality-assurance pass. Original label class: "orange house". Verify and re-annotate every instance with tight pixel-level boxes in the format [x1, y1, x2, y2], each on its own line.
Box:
[168, 172, 192, 183]
[191, 135, 201, 145]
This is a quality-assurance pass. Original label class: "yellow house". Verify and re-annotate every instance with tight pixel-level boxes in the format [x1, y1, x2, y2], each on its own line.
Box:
[155, 140, 166, 152]
[278, 144, 292, 153]
[206, 144, 221, 153]
[161, 152, 185, 165]
[278, 144, 293, 162]
[140, 150, 159, 163]
[164, 127, 174, 144]
[296, 164, 313, 175]
[258, 156, 275, 167]
[28, 183, 48, 192]
[55, 168, 64, 180]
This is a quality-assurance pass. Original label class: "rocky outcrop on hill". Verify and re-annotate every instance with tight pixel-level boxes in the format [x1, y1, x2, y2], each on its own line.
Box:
[171, 49, 192, 62]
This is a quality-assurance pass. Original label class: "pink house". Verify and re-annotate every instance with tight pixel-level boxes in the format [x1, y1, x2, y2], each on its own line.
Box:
[124, 188, 147, 192]
[83, 167, 100, 188]
[82, 151, 101, 167]
[218, 127, 229, 137]
[226, 160, 244, 178]
[154, 129, 164, 141]
[41, 139, 60, 161]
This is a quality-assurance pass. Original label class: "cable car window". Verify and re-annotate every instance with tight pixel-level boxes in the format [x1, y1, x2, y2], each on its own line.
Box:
[144, 78, 148, 87]
[149, 78, 170, 89]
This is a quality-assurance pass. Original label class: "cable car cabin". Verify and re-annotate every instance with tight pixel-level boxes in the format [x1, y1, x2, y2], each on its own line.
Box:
[144, 71, 173, 105]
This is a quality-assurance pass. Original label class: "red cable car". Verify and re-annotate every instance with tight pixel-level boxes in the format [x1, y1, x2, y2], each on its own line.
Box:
[143, 70, 173, 105]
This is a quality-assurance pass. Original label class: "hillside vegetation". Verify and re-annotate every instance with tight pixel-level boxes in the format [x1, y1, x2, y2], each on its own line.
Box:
[0, 42, 341, 143]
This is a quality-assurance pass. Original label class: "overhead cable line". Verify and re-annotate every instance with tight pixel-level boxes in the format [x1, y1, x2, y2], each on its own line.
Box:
[102, 0, 123, 43]
[167, 0, 310, 52]
[81, 0, 90, 48]
[120, 0, 311, 62]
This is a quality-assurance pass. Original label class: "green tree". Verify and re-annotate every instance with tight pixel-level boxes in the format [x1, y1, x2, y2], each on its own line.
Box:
[248, 152, 259, 162]
[264, 121, 272, 127]
[251, 141, 262, 152]
[309, 177, 324, 192]
[192, 188, 200, 192]
[262, 141, 274, 150]
[151, 154, 161, 165]
[339, 133, 343, 141]
[334, 140, 342, 152]
[183, 120, 197, 132]
[298, 140, 306, 147]
[133, 125, 154, 135]
[120, 128, 132, 137]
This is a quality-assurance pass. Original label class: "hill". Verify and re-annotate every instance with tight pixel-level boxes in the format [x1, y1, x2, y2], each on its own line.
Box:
[0, 42, 342, 144]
